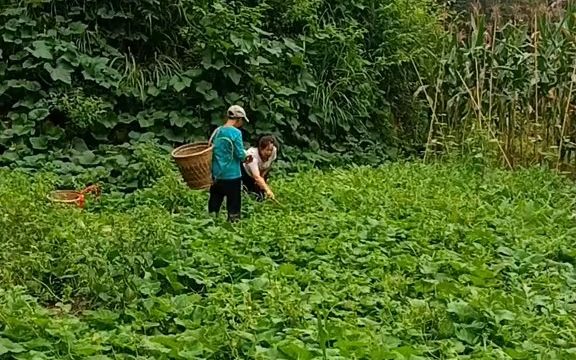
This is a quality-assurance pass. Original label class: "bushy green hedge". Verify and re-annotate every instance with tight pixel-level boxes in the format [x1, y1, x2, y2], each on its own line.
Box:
[0, 0, 442, 182]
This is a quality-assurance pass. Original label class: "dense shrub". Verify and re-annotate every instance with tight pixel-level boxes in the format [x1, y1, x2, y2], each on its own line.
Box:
[0, 0, 442, 183]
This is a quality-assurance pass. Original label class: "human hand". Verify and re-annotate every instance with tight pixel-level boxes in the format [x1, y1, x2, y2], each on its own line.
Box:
[266, 189, 275, 199]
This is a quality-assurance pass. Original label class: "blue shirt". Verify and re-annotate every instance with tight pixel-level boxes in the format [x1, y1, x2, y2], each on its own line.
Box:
[211, 126, 247, 180]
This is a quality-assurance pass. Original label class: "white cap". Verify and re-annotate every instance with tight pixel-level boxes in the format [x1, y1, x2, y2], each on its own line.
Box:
[227, 105, 249, 123]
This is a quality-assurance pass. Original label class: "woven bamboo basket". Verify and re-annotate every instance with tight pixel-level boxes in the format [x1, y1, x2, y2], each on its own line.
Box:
[47, 185, 100, 208]
[171, 142, 213, 190]
[47, 190, 84, 208]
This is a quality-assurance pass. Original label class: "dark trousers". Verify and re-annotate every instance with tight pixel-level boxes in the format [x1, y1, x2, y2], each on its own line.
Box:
[241, 166, 268, 202]
[208, 178, 241, 222]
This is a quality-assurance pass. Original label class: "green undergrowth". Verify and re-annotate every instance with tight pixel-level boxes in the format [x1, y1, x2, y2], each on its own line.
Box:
[2, 138, 393, 194]
[1, 162, 576, 359]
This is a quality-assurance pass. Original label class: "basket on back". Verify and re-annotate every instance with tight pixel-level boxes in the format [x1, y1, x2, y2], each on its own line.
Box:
[171, 142, 213, 190]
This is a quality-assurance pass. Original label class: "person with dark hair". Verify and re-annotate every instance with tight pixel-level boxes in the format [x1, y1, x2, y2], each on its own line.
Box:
[208, 105, 253, 222]
[241, 135, 278, 201]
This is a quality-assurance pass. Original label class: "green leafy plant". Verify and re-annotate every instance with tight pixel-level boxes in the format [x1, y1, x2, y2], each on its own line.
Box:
[1, 0, 443, 180]
[48, 89, 114, 131]
[1, 162, 576, 358]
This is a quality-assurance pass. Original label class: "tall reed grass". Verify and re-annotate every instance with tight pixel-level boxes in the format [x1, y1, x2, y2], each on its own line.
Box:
[418, 1, 576, 175]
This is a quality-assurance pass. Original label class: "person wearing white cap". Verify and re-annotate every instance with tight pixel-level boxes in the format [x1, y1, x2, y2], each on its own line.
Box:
[207, 105, 253, 222]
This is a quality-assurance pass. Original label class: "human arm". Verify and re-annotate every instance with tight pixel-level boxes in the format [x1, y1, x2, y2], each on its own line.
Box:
[255, 174, 274, 199]
[246, 161, 274, 198]
[232, 131, 248, 161]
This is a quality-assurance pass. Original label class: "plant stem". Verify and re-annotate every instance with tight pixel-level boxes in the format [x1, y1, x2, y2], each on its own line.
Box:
[556, 60, 576, 171]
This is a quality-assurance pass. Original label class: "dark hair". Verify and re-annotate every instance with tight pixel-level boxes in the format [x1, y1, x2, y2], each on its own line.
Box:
[258, 135, 276, 149]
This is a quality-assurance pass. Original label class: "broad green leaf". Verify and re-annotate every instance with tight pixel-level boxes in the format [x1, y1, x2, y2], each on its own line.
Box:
[128, 131, 141, 140]
[277, 341, 312, 360]
[204, 89, 218, 102]
[13, 98, 36, 109]
[201, 51, 212, 69]
[151, 110, 166, 120]
[170, 75, 192, 92]
[141, 338, 171, 353]
[99, 116, 117, 129]
[162, 128, 184, 142]
[2, 33, 15, 43]
[72, 138, 89, 151]
[276, 87, 297, 96]
[257, 56, 272, 64]
[283, 38, 303, 52]
[75, 150, 99, 165]
[44, 63, 72, 84]
[455, 327, 479, 345]
[28, 40, 53, 59]
[10, 51, 28, 61]
[224, 68, 241, 85]
[137, 114, 155, 128]
[44, 126, 64, 140]
[84, 309, 120, 327]
[28, 108, 49, 121]
[68, 21, 88, 34]
[182, 69, 202, 78]
[195, 80, 212, 95]
[29, 137, 48, 150]
[22, 59, 40, 69]
[169, 112, 189, 127]
[230, 33, 252, 52]
[225, 92, 242, 104]
[6, 80, 41, 92]
[8, 63, 23, 72]
[12, 124, 34, 136]
[1, 151, 19, 162]
[212, 59, 225, 70]
[447, 301, 476, 321]
[230, 33, 243, 47]
[504, 348, 530, 359]
[178, 348, 205, 359]
[494, 309, 516, 324]
[118, 114, 136, 124]
[251, 24, 273, 36]
[0, 338, 25, 355]
[265, 41, 284, 57]
[90, 130, 109, 141]
[59, 53, 80, 67]
[23, 338, 52, 350]
[147, 85, 160, 96]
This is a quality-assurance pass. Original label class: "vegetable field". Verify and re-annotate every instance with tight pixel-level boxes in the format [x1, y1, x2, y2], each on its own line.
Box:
[2, 162, 576, 359]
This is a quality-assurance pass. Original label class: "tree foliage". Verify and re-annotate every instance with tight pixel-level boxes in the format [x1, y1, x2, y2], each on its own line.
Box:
[0, 0, 442, 185]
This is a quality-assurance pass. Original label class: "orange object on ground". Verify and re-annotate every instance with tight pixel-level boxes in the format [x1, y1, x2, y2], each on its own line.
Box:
[48, 184, 101, 209]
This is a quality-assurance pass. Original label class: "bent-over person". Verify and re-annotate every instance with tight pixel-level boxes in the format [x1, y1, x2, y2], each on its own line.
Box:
[241, 135, 277, 201]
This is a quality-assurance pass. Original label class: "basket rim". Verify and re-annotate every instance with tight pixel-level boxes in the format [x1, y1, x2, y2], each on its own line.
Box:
[47, 190, 82, 202]
[171, 142, 213, 159]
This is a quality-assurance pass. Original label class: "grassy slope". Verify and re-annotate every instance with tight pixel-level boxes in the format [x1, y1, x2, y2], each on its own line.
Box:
[1, 162, 576, 359]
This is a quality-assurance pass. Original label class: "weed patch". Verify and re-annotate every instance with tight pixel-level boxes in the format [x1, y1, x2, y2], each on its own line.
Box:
[1, 163, 576, 358]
